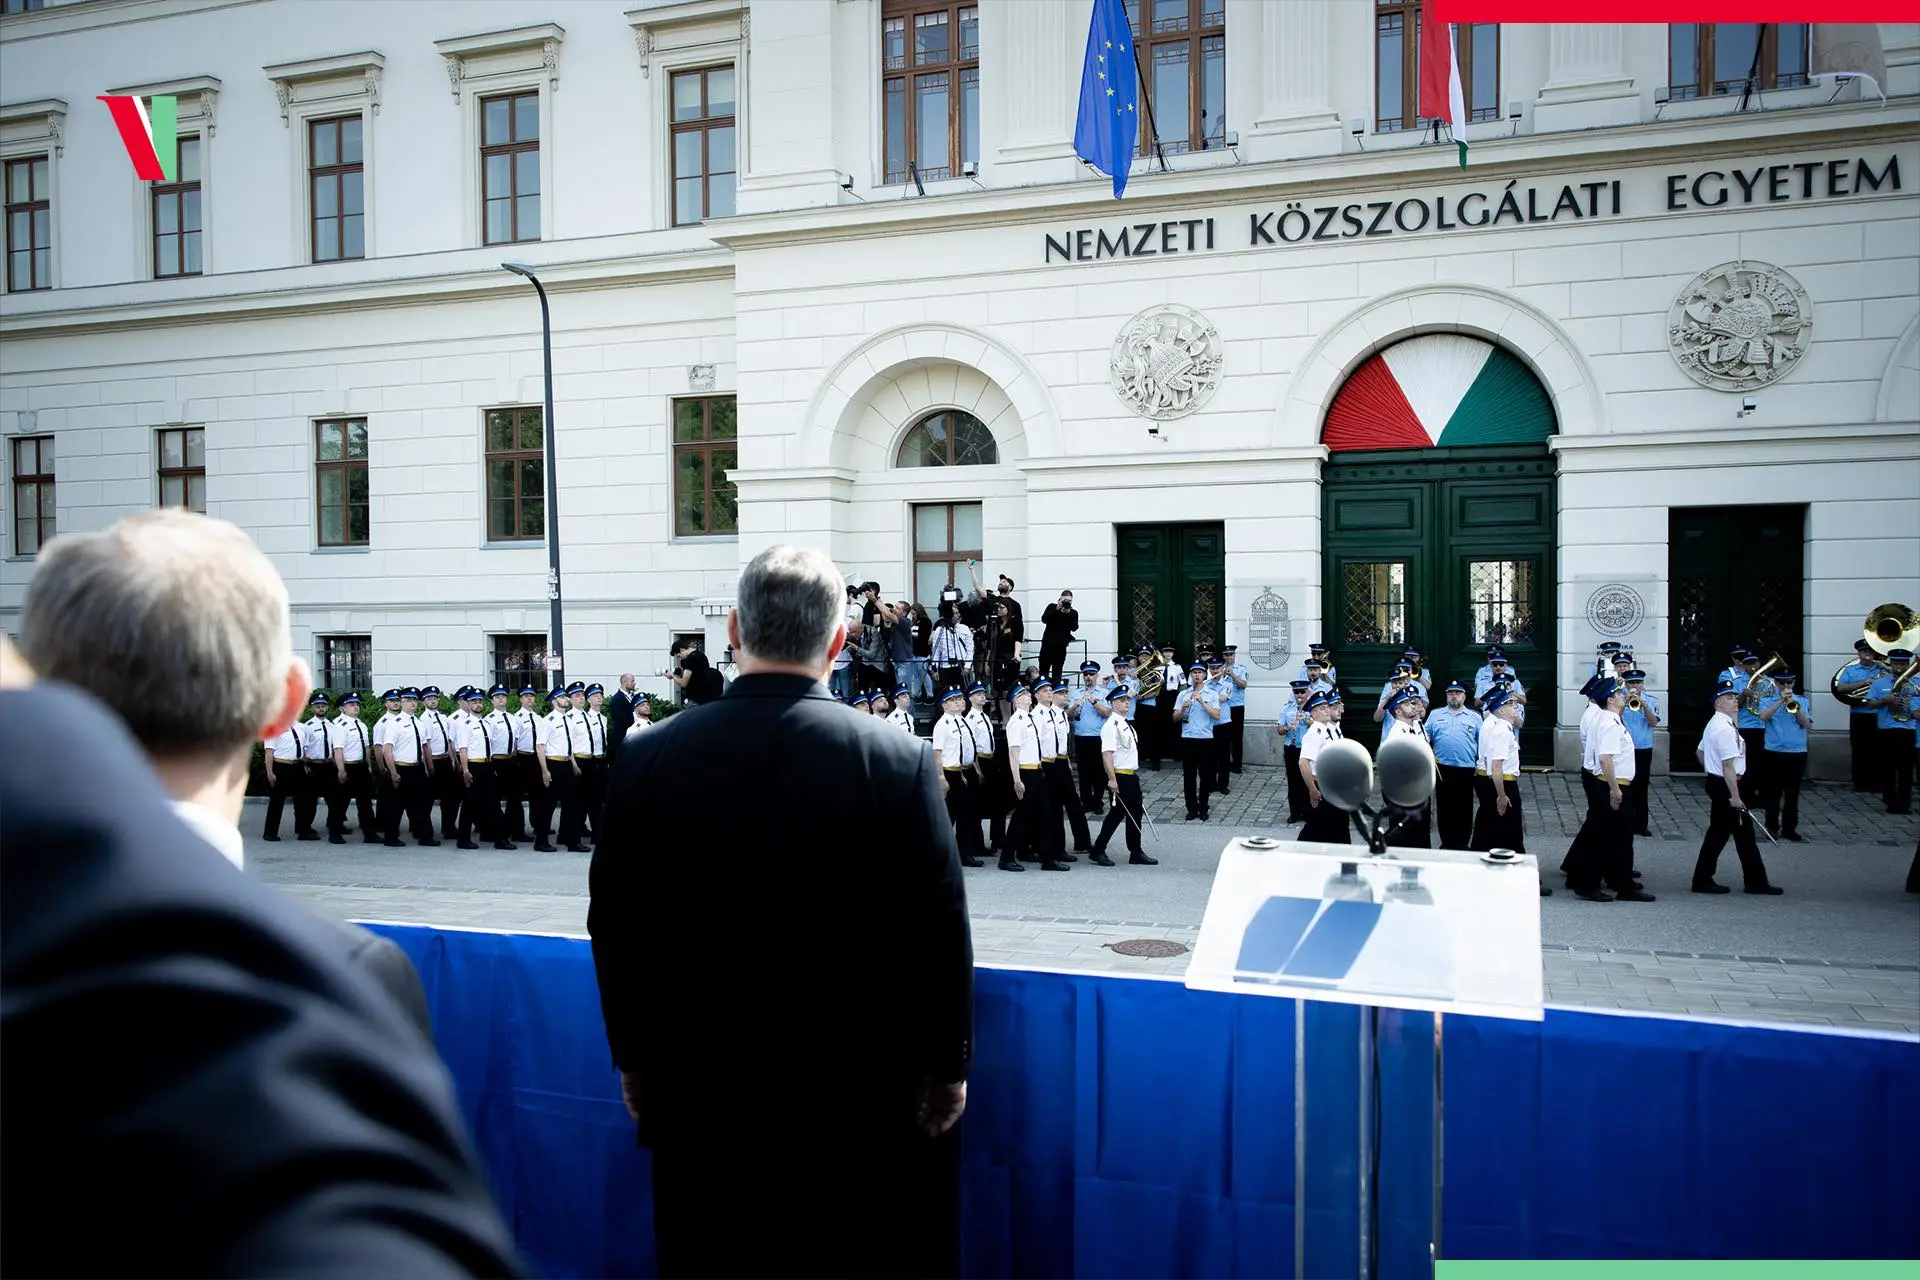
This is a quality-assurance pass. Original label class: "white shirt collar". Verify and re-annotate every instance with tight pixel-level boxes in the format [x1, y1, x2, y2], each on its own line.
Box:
[171, 799, 245, 870]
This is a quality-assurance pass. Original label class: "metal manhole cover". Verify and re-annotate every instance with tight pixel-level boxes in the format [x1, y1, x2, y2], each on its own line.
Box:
[1108, 939, 1189, 958]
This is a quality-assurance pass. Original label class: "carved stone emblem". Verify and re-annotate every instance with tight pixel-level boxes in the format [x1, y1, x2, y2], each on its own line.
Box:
[1668, 260, 1812, 392]
[1109, 303, 1223, 420]
[1584, 583, 1645, 639]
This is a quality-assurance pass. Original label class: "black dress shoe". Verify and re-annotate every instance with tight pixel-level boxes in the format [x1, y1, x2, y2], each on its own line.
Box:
[961, 856, 985, 867]
[1574, 888, 1615, 902]
[1784, 832, 1804, 842]
[1091, 853, 1116, 867]
[383, 839, 406, 848]
[329, 835, 346, 845]
[1130, 854, 1159, 866]
[1540, 885, 1554, 897]
[998, 860, 1026, 872]
[1635, 829, 1653, 838]
[1217, 787, 1230, 797]
[567, 844, 590, 853]
[1744, 884, 1785, 896]
[1058, 853, 1078, 863]
[262, 834, 282, 842]
[1185, 812, 1199, 821]
[1041, 862, 1070, 871]
[417, 839, 441, 848]
[457, 840, 480, 850]
[1614, 888, 1657, 902]
[1199, 811, 1210, 821]
[296, 831, 321, 841]
[1691, 881, 1731, 894]
[494, 842, 518, 851]
[534, 842, 556, 852]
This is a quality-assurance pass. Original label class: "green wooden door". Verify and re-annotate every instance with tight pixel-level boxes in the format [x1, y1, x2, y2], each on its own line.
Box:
[1668, 505, 1805, 771]
[1117, 523, 1226, 664]
[1323, 448, 1556, 762]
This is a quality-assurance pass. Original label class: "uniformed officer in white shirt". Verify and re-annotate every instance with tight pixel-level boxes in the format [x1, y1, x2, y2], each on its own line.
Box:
[931, 686, 986, 868]
[1295, 692, 1349, 845]
[1691, 681, 1782, 896]
[1275, 680, 1312, 824]
[1000, 683, 1046, 871]
[965, 682, 1009, 854]
[504, 686, 542, 842]
[569, 682, 611, 846]
[332, 691, 378, 842]
[1044, 680, 1091, 859]
[533, 687, 587, 853]
[298, 690, 350, 844]
[1089, 684, 1156, 867]
[369, 688, 404, 835]
[418, 686, 461, 840]
[1469, 690, 1534, 892]
[1566, 679, 1652, 902]
[1558, 672, 1615, 884]
[480, 685, 519, 849]
[261, 712, 306, 843]
[378, 688, 439, 847]
[450, 687, 502, 850]
[887, 684, 917, 735]
[624, 691, 654, 738]
[1379, 686, 1433, 850]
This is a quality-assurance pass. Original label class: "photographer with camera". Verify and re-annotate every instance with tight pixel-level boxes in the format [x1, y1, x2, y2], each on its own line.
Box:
[671, 639, 724, 707]
[1038, 590, 1080, 687]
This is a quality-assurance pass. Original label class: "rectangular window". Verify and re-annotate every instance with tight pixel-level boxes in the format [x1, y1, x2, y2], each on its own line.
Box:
[481, 91, 540, 245]
[151, 135, 202, 278]
[10, 435, 54, 555]
[912, 501, 982, 608]
[1667, 23, 1809, 100]
[3, 1, 48, 14]
[315, 417, 369, 546]
[672, 396, 738, 537]
[4, 154, 51, 293]
[1341, 560, 1407, 647]
[1467, 559, 1536, 645]
[156, 426, 206, 512]
[484, 407, 544, 542]
[670, 64, 737, 226]
[1375, 1, 1498, 133]
[1129, 0, 1226, 155]
[318, 634, 372, 691]
[309, 114, 365, 262]
[881, 1, 978, 184]
[492, 633, 548, 695]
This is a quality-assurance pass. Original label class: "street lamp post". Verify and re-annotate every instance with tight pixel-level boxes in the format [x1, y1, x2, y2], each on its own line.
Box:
[501, 261, 565, 693]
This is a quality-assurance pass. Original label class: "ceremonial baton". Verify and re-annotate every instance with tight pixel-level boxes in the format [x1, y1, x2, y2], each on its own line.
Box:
[1741, 808, 1779, 845]
[1114, 778, 1160, 842]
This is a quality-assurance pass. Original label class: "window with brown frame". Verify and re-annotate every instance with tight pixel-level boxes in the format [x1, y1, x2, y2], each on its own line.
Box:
[156, 426, 205, 512]
[1375, 2, 1498, 133]
[151, 136, 202, 278]
[310, 115, 364, 262]
[10, 435, 53, 555]
[895, 409, 998, 467]
[881, 1, 978, 184]
[912, 502, 982, 610]
[481, 91, 540, 245]
[1129, 0, 1225, 155]
[670, 65, 737, 226]
[485, 407, 544, 542]
[672, 396, 738, 537]
[318, 634, 373, 692]
[491, 633, 548, 695]
[1668, 23, 1808, 101]
[4, 155, 51, 293]
[315, 417, 369, 546]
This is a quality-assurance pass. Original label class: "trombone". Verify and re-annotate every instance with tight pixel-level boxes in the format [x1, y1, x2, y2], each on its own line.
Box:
[1831, 603, 1918, 707]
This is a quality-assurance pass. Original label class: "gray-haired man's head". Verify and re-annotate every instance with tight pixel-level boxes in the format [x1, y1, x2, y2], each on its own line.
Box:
[18, 509, 304, 764]
[731, 544, 846, 672]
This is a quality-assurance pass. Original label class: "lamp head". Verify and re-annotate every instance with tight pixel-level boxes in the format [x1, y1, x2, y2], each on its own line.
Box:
[501, 261, 537, 280]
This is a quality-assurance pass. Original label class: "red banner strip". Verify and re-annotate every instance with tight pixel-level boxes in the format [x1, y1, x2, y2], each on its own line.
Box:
[97, 95, 164, 182]
[1433, 1, 1912, 18]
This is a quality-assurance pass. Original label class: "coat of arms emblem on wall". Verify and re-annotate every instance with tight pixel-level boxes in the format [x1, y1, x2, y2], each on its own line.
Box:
[1668, 260, 1813, 393]
[1110, 303, 1224, 420]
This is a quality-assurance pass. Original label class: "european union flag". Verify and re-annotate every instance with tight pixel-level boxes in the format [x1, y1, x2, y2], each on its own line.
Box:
[1073, 0, 1139, 199]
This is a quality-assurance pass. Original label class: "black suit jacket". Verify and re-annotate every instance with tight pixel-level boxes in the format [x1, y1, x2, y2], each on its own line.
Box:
[606, 688, 637, 743]
[1, 684, 521, 1278]
[588, 672, 972, 1146]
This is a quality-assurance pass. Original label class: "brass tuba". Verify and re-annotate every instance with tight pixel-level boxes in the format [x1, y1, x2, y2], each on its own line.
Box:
[1134, 648, 1167, 702]
[1831, 603, 1918, 707]
[1892, 654, 1920, 724]
[1741, 652, 1783, 711]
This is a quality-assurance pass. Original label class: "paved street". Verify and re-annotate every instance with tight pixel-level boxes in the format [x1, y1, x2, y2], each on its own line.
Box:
[249, 763, 1920, 1036]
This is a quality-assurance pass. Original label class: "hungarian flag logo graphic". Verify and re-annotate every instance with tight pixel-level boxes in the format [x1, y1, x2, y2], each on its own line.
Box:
[98, 94, 179, 182]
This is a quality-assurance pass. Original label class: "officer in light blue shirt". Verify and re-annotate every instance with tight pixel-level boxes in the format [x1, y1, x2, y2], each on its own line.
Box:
[1757, 671, 1811, 841]
[1423, 681, 1479, 850]
[1069, 661, 1109, 816]
[1619, 669, 1660, 837]
[1175, 661, 1223, 820]
[1866, 650, 1916, 815]
[1298, 642, 1334, 688]
[1717, 647, 1750, 689]
[1474, 647, 1520, 704]
[1222, 645, 1250, 777]
[1835, 639, 1886, 793]
[1302, 658, 1334, 695]
[1274, 680, 1310, 824]
[1201, 655, 1234, 796]
[1110, 655, 1137, 723]
[1734, 651, 1768, 734]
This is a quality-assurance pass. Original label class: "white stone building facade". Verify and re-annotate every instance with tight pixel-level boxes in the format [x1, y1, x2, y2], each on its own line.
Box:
[2, 0, 1916, 777]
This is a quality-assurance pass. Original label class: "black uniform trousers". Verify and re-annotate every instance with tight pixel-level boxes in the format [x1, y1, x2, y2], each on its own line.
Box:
[1630, 747, 1654, 836]
[944, 769, 984, 863]
[1212, 726, 1231, 793]
[578, 755, 608, 840]
[1181, 736, 1213, 818]
[384, 763, 435, 845]
[1883, 728, 1915, 813]
[1093, 771, 1145, 858]
[1560, 771, 1606, 878]
[1383, 803, 1432, 850]
[499, 752, 532, 839]
[1421, 764, 1466, 850]
[430, 756, 462, 841]
[1567, 772, 1635, 893]
[1693, 774, 1772, 889]
[456, 761, 502, 846]
[1154, 699, 1178, 770]
[341, 760, 378, 840]
[372, 764, 397, 839]
[1073, 735, 1105, 814]
[1298, 793, 1352, 844]
[977, 752, 1009, 851]
[262, 761, 305, 839]
[1284, 744, 1306, 823]
[305, 763, 345, 839]
[1045, 756, 1091, 853]
[1737, 728, 1770, 814]
[292, 757, 329, 836]
[1228, 705, 1246, 773]
[1469, 775, 1525, 853]
[1137, 701, 1160, 769]
[1005, 766, 1054, 866]
[1850, 710, 1883, 792]
[533, 761, 583, 848]
[1763, 750, 1805, 836]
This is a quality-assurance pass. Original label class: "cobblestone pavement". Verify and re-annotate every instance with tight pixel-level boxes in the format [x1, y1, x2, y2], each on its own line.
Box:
[248, 762, 1920, 1036]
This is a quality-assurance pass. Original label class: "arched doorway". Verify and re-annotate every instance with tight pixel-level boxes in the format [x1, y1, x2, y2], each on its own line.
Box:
[1321, 334, 1558, 763]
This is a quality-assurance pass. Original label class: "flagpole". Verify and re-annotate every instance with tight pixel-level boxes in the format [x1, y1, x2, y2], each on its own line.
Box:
[1738, 24, 1771, 112]
[1127, 17, 1170, 173]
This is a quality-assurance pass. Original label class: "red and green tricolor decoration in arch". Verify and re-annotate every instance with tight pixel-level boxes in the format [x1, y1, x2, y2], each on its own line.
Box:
[1322, 334, 1557, 452]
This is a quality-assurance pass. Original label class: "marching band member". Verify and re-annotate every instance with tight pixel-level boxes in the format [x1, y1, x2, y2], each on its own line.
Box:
[1836, 639, 1887, 793]
[1276, 680, 1311, 825]
[1174, 661, 1222, 822]
[1756, 671, 1811, 842]
[1424, 681, 1479, 850]
[1375, 661, 1413, 744]
[1620, 670, 1660, 839]
[1069, 662, 1109, 816]
[1296, 692, 1349, 845]
[1223, 645, 1250, 776]
[1867, 650, 1917, 815]
[1206, 655, 1235, 797]
[1692, 681, 1783, 896]
[932, 686, 986, 868]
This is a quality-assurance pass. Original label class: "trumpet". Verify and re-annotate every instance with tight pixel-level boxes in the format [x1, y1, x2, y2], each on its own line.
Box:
[1626, 693, 1644, 713]
[1784, 695, 1802, 715]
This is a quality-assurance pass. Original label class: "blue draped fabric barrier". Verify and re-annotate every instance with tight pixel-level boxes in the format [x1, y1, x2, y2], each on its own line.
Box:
[368, 923, 1919, 1279]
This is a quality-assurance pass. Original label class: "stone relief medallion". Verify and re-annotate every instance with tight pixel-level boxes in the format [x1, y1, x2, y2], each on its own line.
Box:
[1109, 303, 1224, 420]
[1585, 583, 1646, 639]
[1668, 260, 1813, 392]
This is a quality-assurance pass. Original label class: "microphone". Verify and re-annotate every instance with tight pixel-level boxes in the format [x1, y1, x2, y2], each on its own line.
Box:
[1375, 733, 1438, 811]
[1314, 739, 1375, 813]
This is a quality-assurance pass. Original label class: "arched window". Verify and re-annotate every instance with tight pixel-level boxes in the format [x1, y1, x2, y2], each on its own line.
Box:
[895, 409, 998, 467]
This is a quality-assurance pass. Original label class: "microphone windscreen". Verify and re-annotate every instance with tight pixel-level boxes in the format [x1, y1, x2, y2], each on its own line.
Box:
[1314, 739, 1374, 813]
[1377, 733, 1438, 809]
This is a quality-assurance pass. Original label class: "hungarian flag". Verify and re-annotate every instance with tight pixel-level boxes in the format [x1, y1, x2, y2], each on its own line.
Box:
[1417, 0, 1468, 167]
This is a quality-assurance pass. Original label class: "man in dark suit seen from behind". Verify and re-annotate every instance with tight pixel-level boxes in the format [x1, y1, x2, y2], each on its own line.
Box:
[0, 635, 521, 1278]
[590, 544, 974, 1279]
[607, 672, 641, 741]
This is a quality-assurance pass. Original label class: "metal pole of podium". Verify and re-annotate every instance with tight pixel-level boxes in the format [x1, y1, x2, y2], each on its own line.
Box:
[1433, 1011, 1446, 1273]
[1358, 1005, 1375, 1280]
[1294, 998, 1306, 1280]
